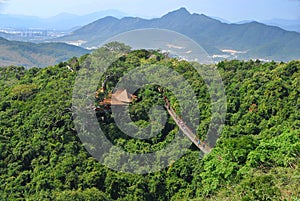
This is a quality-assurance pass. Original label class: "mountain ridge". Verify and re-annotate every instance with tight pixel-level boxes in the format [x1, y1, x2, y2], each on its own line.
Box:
[0, 10, 128, 30]
[56, 8, 300, 61]
[1, 8, 299, 32]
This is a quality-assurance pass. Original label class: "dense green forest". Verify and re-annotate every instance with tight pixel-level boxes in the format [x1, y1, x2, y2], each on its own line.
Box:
[0, 44, 299, 200]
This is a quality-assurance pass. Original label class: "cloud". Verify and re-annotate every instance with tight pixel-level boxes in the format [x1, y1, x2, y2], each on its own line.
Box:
[0, 0, 8, 4]
[0, 0, 9, 4]
[0, 0, 7, 11]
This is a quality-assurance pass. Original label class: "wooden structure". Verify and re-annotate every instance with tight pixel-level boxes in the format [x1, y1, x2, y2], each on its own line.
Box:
[164, 97, 212, 154]
[99, 89, 137, 106]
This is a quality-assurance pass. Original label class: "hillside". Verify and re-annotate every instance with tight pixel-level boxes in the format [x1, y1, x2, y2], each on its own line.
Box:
[0, 45, 299, 200]
[57, 8, 300, 61]
[0, 37, 90, 67]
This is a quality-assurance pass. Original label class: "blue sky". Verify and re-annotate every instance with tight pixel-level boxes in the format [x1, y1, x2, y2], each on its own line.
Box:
[0, 0, 299, 21]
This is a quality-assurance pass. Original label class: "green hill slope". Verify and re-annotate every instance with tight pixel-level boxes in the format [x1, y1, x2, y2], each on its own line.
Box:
[0, 37, 90, 68]
[0, 46, 299, 200]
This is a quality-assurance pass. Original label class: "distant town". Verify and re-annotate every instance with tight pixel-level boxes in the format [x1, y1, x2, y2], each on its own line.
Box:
[0, 27, 68, 42]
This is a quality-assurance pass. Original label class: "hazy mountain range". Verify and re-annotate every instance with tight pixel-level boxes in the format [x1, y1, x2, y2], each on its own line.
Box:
[261, 18, 300, 33]
[0, 9, 299, 33]
[233, 19, 300, 33]
[1, 7, 300, 67]
[56, 8, 300, 61]
[0, 10, 128, 30]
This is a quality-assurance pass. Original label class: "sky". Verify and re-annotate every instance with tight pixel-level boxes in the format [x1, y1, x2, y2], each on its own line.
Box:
[0, 0, 299, 21]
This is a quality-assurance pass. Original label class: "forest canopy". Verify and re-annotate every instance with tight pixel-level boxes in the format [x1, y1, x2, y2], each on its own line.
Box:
[0, 45, 299, 200]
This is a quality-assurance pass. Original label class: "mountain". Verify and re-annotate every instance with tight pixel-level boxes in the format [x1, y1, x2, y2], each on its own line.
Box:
[261, 18, 300, 33]
[0, 10, 127, 30]
[44, 10, 128, 30]
[0, 14, 43, 28]
[199, 17, 300, 33]
[235, 20, 255, 24]
[210, 16, 231, 23]
[56, 8, 300, 61]
[235, 19, 300, 33]
[0, 37, 90, 67]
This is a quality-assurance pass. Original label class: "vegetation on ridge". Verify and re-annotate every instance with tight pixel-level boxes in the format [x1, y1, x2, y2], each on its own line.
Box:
[0, 37, 90, 68]
[0, 44, 299, 200]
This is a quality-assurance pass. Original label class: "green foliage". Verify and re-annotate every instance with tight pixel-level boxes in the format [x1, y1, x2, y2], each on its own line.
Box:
[54, 188, 112, 201]
[0, 49, 299, 200]
[10, 83, 38, 100]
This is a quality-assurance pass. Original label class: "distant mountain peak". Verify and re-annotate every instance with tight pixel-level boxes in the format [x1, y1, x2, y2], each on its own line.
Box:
[94, 16, 118, 23]
[56, 8, 300, 62]
[177, 7, 190, 13]
[163, 7, 191, 18]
